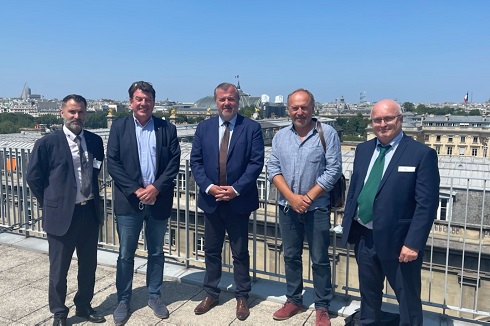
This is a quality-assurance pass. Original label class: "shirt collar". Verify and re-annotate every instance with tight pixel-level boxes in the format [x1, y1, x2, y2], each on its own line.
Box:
[63, 125, 84, 141]
[133, 115, 154, 128]
[219, 115, 237, 127]
[376, 131, 404, 149]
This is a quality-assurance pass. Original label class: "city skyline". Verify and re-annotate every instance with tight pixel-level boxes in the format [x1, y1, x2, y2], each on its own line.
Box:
[1, 1, 489, 104]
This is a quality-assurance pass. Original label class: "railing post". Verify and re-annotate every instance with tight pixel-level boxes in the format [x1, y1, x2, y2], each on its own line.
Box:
[184, 159, 190, 269]
[20, 149, 30, 238]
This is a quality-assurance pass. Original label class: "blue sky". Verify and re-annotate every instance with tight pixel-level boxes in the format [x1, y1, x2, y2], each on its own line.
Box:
[1, 1, 488, 104]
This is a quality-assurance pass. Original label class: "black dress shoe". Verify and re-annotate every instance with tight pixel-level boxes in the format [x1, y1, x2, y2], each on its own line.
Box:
[75, 307, 106, 323]
[53, 316, 67, 326]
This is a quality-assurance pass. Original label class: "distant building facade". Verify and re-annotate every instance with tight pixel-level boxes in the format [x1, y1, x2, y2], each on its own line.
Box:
[367, 114, 490, 158]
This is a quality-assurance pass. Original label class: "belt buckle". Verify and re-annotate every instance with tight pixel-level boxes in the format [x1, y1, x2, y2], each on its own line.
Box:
[79, 200, 87, 206]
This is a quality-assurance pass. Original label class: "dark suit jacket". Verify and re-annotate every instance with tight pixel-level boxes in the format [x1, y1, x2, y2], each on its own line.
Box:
[341, 134, 440, 260]
[190, 114, 265, 214]
[107, 115, 181, 219]
[26, 129, 105, 236]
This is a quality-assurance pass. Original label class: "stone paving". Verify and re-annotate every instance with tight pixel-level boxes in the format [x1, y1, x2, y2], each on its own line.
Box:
[0, 232, 483, 325]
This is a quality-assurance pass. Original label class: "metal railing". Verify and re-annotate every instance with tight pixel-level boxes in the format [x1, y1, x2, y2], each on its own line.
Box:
[1, 147, 490, 323]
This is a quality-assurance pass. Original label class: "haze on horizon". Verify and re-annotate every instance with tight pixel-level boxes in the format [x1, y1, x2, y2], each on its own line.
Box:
[1, 1, 488, 104]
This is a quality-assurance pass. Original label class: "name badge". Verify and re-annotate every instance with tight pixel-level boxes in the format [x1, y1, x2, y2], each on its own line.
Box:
[398, 166, 416, 172]
[93, 159, 102, 169]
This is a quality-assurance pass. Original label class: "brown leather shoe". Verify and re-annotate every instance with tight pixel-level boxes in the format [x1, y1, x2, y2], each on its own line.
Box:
[194, 295, 219, 315]
[315, 308, 331, 326]
[236, 298, 250, 321]
[273, 300, 303, 320]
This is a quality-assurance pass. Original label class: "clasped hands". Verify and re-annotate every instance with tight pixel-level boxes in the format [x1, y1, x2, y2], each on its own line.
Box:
[134, 184, 159, 204]
[210, 185, 237, 202]
[289, 194, 312, 214]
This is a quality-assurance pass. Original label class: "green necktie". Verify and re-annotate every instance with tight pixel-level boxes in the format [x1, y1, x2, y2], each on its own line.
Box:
[357, 145, 391, 224]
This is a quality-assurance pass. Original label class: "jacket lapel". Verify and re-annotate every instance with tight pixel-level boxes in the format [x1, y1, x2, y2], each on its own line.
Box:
[154, 117, 163, 168]
[227, 114, 244, 158]
[58, 130, 76, 183]
[378, 135, 409, 192]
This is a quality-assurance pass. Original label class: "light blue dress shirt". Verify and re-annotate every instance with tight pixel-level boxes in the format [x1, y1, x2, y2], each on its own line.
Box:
[134, 116, 156, 188]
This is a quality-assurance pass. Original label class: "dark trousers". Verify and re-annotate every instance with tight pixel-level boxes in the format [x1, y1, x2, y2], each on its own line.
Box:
[203, 202, 251, 299]
[47, 201, 99, 317]
[353, 222, 424, 326]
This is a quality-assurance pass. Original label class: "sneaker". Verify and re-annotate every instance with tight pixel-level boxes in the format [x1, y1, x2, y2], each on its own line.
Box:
[316, 308, 331, 326]
[113, 302, 129, 326]
[148, 297, 169, 319]
[272, 300, 303, 320]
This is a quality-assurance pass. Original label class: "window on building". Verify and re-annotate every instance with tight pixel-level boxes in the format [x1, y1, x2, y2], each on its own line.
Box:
[460, 136, 466, 143]
[473, 136, 479, 143]
[437, 197, 452, 221]
[472, 148, 478, 156]
[447, 147, 453, 155]
[436, 135, 441, 142]
[435, 146, 441, 154]
[459, 147, 465, 156]
[448, 136, 453, 143]
[193, 233, 205, 253]
[424, 135, 430, 141]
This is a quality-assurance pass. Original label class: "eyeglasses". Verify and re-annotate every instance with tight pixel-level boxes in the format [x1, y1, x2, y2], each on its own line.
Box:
[371, 115, 401, 125]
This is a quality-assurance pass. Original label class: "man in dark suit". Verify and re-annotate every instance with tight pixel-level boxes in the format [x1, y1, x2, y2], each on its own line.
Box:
[190, 82, 264, 321]
[27, 94, 106, 326]
[341, 99, 440, 325]
[107, 81, 181, 325]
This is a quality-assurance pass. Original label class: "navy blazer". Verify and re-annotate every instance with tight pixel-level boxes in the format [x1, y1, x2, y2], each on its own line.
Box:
[190, 114, 265, 214]
[26, 129, 105, 236]
[107, 115, 181, 219]
[341, 135, 440, 260]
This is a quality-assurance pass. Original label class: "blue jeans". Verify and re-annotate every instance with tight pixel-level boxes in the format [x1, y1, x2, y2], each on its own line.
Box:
[278, 206, 332, 309]
[116, 207, 168, 304]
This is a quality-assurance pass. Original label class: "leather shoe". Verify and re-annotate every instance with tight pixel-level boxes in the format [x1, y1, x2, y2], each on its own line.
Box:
[75, 307, 106, 323]
[52, 316, 66, 326]
[236, 298, 250, 321]
[194, 295, 219, 315]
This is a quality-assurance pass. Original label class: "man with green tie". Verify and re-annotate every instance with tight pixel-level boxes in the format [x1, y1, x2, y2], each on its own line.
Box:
[341, 99, 440, 325]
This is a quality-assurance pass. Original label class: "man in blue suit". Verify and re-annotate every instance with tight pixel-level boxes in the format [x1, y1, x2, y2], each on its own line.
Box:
[190, 82, 264, 321]
[107, 81, 181, 325]
[341, 99, 440, 325]
[27, 94, 106, 325]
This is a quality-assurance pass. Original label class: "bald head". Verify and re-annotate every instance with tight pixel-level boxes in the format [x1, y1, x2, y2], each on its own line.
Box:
[370, 99, 403, 145]
[371, 99, 401, 117]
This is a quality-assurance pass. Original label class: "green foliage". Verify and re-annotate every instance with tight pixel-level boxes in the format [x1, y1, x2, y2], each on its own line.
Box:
[240, 106, 260, 119]
[36, 114, 61, 126]
[415, 105, 470, 116]
[334, 113, 369, 141]
[468, 109, 481, 116]
[115, 110, 131, 118]
[402, 102, 415, 112]
[84, 111, 109, 129]
[0, 113, 36, 133]
[0, 121, 18, 133]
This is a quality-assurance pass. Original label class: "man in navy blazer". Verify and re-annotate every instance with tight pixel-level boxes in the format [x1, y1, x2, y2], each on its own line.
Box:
[107, 81, 181, 325]
[341, 99, 440, 325]
[190, 82, 264, 320]
[27, 94, 105, 325]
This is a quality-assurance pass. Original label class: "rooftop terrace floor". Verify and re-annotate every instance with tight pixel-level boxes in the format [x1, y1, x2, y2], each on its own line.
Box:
[0, 233, 483, 326]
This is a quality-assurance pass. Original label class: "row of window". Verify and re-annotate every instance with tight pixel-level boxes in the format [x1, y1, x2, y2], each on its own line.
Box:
[426, 135, 479, 143]
[434, 146, 479, 156]
[425, 122, 484, 127]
